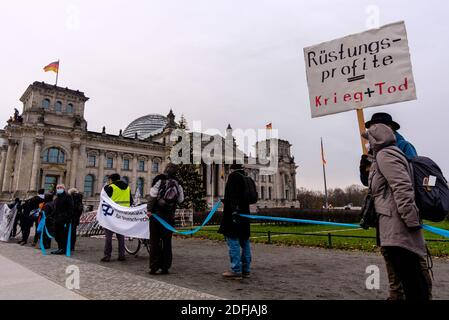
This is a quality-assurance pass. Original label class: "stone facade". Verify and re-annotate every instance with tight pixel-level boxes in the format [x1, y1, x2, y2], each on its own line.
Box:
[0, 82, 299, 208]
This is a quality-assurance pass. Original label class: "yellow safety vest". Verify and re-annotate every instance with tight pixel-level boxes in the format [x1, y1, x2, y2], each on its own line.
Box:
[110, 184, 131, 207]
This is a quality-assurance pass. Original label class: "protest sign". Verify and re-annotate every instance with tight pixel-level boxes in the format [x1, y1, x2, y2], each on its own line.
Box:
[304, 21, 416, 118]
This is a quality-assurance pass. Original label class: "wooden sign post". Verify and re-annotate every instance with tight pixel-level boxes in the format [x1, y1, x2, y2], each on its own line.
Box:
[356, 109, 368, 155]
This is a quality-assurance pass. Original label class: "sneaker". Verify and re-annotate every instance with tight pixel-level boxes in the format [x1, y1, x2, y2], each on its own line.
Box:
[149, 269, 158, 275]
[100, 256, 111, 262]
[118, 256, 126, 262]
[243, 272, 251, 278]
[51, 249, 63, 255]
[160, 269, 169, 275]
[222, 271, 243, 280]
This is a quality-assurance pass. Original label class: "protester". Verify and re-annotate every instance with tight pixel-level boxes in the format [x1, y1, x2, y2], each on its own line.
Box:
[362, 123, 430, 300]
[37, 194, 54, 250]
[9, 198, 22, 239]
[147, 163, 184, 275]
[218, 163, 254, 280]
[68, 188, 84, 251]
[51, 185, 74, 255]
[18, 189, 45, 245]
[101, 173, 132, 262]
[360, 112, 432, 300]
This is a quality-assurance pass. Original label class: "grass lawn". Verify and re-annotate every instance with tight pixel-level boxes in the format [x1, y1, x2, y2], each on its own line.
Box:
[175, 220, 449, 257]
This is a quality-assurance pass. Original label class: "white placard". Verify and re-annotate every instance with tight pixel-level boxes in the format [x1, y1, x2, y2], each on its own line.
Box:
[304, 21, 417, 118]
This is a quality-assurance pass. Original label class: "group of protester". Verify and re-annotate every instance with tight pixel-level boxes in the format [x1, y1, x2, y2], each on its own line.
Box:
[5, 112, 436, 301]
[9, 185, 84, 255]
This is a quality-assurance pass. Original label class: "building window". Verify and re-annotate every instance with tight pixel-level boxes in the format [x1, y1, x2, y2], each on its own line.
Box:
[43, 147, 65, 164]
[44, 175, 58, 193]
[261, 186, 265, 200]
[106, 157, 114, 169]
[55, 101, 62, 112]
[123, 159, 130, 170]
[42, 99, 50, 109]
[152, 160, 160, 173]
[138, 160, 145, 172]
[137, 177, 144, 196]
[84, 175, 94, 197]
[122, 176, 129, 184]
[67, 103, 74, 113]
[261, 175, 266, 183]
[268, 187, 272, 200]
[268, 175, 273, 183]
[88, 155, 96, 167]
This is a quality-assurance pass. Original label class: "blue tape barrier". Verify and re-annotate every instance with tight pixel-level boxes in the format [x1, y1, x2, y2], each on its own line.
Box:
[151, 201, 222, 235]
[37, 211, 72, 257]
[152, 200, 449, 239]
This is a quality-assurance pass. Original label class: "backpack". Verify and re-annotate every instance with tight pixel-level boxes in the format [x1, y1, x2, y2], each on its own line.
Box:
[385, 147, 449, 222]
[236, 172, 258, 205]
[157, 178, 180, 210]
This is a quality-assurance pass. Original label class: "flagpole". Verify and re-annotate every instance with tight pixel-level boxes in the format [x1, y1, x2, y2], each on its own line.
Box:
[321, 137, 329, 210]
[55, 59, 60, 86]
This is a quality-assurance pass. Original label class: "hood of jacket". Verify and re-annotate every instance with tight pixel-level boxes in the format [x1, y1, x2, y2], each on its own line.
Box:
[361, 123, 396, 153]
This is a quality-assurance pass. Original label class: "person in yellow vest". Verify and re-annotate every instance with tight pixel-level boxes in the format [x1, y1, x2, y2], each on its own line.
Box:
[100, 173, 133, 262]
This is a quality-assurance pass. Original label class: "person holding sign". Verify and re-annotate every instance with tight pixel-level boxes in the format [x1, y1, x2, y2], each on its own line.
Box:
[359, 113, 432, 300]
[362, 123, 430, 300]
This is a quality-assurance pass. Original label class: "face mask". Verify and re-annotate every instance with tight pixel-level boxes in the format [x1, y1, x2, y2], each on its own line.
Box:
[56, 189, 64, 195]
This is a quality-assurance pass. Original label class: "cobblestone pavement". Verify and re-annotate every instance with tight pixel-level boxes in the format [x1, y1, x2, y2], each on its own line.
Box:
[1, 236, 449, 300]
[0, 240, 221, 300]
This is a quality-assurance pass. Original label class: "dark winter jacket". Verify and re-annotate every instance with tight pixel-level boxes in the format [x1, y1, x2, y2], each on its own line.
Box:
[71, 193, 84, 225]
[53, 191, 74, 225]
[218, 169, 251, 239]
[104, 180, 134, 206]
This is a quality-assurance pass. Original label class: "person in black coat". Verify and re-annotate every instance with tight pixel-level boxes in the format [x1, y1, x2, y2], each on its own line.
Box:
[51, 185, 74, 255]
[218, 163, 252, 279]
[9, 198, 22, 239]
[18, 189, 45, 245]
[68, 188, 84, 251]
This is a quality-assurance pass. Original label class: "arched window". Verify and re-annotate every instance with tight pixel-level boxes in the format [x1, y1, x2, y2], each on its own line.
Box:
[55, 101, 62, 112]
[261, 186, 265, 200]
[84, 175, 94, 197]
[43, 147, 65, 164]
[137, 177, 144, 196]
[122, 176, 129, 184]
[66, 103, 74, 113]
[123, 159, 130, 170]
[42, 99, 50, 109]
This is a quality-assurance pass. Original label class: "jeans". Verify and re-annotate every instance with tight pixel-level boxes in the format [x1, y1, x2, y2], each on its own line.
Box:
[225, 237, 251, 274]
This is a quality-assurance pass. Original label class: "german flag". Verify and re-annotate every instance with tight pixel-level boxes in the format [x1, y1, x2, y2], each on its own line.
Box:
[43, 61, 59, 73]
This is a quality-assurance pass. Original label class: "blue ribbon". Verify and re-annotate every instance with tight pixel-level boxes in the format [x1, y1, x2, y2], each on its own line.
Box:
[423, 224, 449, 239]
[151, 201, 222, 235]
[37, 211, 72, 257]
[151, 200, 449, 239]
[239, 214, 360, 229]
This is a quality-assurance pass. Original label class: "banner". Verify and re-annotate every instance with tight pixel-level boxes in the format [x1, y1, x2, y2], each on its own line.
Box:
[304, 21, 417, 118]
[0, 204, 18, 242]
[96, 190, 150, 239]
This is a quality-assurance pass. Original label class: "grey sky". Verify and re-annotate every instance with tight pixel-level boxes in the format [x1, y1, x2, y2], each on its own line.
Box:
[1, 0, 448, 191]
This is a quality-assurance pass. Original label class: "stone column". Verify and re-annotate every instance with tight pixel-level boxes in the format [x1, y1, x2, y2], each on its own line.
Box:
[69, 142, 80, 188]
[146, 157, 153, 196]
[29, 138, 43, 191]
[0, 146, 8, 191]
[206, 164, 212, 197]
[132, 154, 138, 193]
[97, 150, 105, 193]
[2, 141, 16, 193]
[116, 153, 123, 176]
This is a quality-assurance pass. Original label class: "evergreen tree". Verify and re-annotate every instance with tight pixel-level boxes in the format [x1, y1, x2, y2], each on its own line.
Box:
[176, 163, 207, 211]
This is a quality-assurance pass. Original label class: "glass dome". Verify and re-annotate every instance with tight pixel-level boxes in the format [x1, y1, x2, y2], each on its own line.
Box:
[123, 114, 167, 139]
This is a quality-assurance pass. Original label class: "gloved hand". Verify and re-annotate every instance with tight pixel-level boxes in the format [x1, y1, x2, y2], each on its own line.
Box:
[360, 154, 372, 172]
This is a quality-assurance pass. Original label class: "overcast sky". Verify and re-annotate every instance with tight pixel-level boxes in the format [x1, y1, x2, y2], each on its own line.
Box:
[1, 0, 448, 191]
